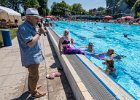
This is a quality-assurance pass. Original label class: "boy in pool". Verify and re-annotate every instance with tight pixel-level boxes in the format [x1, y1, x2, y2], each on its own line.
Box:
[102, 58, 116, 74]
[87, 42, 94, 53]
[80, 42, 94, 53]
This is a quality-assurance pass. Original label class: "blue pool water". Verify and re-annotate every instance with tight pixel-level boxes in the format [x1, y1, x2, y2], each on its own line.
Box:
[52, 21, 140, 99]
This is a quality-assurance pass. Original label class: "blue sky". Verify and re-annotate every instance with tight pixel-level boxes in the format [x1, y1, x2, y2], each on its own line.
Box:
[48, 0, 106, 11]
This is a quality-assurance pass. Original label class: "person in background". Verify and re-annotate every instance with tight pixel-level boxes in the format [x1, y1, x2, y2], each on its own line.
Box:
[86, 42, 94, 53]
[123, 33, 132, 41]
[58, 29, 86, 55]
[17, 8, 46, 98]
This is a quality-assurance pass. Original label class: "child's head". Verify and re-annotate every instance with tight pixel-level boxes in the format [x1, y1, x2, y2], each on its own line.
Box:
[107, 48, 114, 55]
[88, 42, 93, 46]
[88, 42, 93, 50]
[71, 38, 74, 44]
[88, 42, 93, 47]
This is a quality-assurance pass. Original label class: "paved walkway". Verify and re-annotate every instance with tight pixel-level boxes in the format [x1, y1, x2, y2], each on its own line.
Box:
[0, 34, 75, 100]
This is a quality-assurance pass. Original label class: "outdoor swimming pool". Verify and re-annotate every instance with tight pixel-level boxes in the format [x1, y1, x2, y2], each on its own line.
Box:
[52, 21, 140, 99]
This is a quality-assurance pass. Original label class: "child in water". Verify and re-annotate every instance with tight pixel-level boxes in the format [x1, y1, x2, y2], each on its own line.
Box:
[79, 42, 94, 53]
[87, 42, 94, 53]
[102, 58, 116, 74]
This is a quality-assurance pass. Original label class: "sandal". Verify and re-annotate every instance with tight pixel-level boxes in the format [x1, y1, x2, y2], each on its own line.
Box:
[28, 85, 42, 93]
[32, 91, 46, 98]
[52, 71, 61, 77]
[46, 74, 55, 79]
[36, 85, 42, 89]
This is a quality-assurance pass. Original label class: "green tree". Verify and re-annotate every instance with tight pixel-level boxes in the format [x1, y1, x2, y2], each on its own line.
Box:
[24, 0, 31, 9]
[126, 0, 137, 7]
[0, 0, 9, 7]
[51, 1, 71, 16]
[132, 0, 140, 17]
[0, 0, 23, 12]
[89, 9, 97, 15]
[97, 7, 106, 15]
[30, 0, 40, 8]
[97, 7, 105, 11]
[71, 3, 85, 15]
[38, 0, 49, 16]
[24, 0, 40, 9]
[10, 0, 21, 11]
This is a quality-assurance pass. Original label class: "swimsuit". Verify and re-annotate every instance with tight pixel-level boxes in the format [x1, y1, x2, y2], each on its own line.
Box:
[62, 37, 86, 55]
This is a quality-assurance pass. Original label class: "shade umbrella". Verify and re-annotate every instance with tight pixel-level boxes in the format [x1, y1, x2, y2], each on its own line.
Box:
[44, 15, 54, 18]
[104, 15, 113, 19]
[121, 17, 126, 19]
[122, 16, 133, 19]
[0, 6, 21, 23]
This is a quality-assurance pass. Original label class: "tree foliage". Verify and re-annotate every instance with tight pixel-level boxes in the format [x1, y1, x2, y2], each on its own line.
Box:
[126, 0, 137, 7]
[0, 0, 9, 7]
[51, 2, 86, 16]
[132, 0, 140, 17]
[0, 0, 22, 12]
[24, 0, 40, 9]
[106, 0, 140, 16]
[51, 1, 71, 16]
[38, 0, 49, 16]
[89, 9, 96, 15]
[71, 3, 85, 15]
[23, 0, 49, 16]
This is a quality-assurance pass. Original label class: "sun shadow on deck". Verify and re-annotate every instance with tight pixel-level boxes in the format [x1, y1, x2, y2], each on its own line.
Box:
[11, 91, 33, 100]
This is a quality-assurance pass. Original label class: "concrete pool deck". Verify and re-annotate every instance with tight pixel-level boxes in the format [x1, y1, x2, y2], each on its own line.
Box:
[0, 33, 75, 100]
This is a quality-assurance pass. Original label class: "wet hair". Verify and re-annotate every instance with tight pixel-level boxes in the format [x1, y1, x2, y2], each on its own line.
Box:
[105, 58, 114, 68]
[108, 48, 114, 55]
[88, 42, 93, 46]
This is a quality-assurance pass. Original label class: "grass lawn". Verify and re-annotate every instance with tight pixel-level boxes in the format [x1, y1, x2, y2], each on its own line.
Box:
[0, 28, 17, 46]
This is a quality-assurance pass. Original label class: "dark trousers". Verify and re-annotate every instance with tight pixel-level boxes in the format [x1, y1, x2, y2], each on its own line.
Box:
[26, 64, 39, 95]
